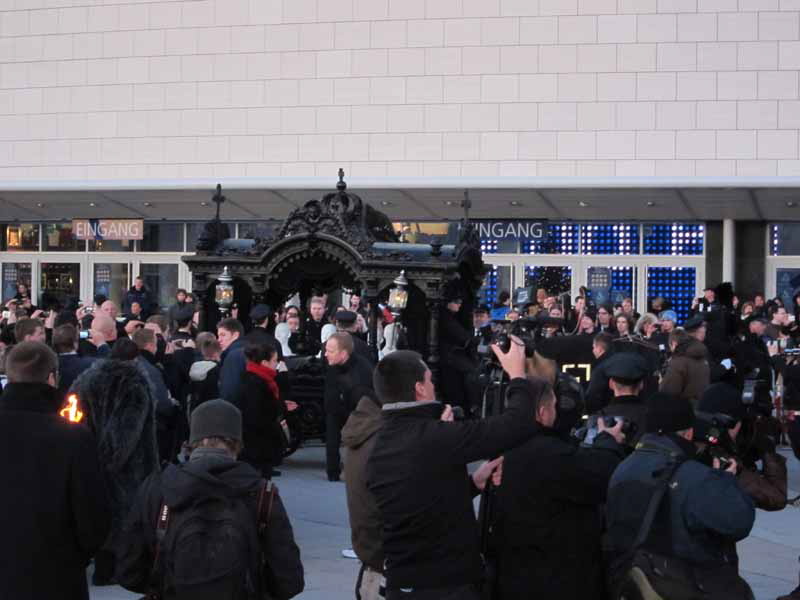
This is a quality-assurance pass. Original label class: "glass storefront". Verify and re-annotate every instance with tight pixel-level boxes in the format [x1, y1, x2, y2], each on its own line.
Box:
[40, 262, 80, 310]
[3, 224, 39, 252]
[93, 263, 129, 307]
[2, 263, 31, 303]
[140, 263, 179, 312]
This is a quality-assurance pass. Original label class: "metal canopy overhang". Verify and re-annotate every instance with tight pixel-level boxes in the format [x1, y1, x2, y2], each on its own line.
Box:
[0, 176, 799, 222]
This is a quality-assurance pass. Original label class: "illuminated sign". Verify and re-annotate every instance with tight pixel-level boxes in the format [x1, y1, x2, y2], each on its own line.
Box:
[72, 219, 143, 241]
[476, 221, 546, 241]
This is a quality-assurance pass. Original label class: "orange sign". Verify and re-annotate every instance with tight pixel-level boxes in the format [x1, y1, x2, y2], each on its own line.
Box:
[60, 394, 84, 423]
[72, 219, 143, 241]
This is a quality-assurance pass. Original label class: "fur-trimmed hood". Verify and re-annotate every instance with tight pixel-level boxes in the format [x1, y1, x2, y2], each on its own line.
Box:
[69, 359, 159, 546]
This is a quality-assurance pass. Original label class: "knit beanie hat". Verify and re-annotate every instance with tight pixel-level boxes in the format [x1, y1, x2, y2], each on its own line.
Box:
[646, 392, 695, 434]
[190, 399, 242, 444]
[698, 383, 745, 422]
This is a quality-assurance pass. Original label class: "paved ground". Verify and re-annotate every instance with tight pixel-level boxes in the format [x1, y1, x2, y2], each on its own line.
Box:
[92, 444, 800, 600]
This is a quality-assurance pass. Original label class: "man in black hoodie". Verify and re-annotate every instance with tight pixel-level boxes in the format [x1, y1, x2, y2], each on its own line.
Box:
[366, 338, 539, 600]
[116, 399, 304, 600]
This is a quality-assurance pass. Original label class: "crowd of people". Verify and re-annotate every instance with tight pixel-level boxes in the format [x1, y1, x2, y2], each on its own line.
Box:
[1, 275, 799, 600]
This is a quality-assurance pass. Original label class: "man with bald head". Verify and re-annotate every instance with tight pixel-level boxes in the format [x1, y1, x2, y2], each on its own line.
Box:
[100, 300, 130, 341]
[78, 313, 117, 358]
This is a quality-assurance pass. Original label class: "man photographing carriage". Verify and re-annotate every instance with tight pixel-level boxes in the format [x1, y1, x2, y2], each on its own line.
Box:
[366, 337, 542, 600]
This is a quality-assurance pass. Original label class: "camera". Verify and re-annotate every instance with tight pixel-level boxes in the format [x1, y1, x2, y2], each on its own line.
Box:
[480, 318, 540, 359]
[79, 330, 91, 340]
[581, 415, 637, 446]
[694, 411, 737, 468]
[741, 375, 772, 417]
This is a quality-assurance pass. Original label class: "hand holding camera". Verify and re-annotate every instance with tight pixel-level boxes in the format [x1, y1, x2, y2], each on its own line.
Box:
[490, 334, 526, 379]
[598, 417, 627, 445]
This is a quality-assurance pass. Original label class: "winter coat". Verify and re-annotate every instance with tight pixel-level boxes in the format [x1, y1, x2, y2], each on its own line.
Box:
[245, 326, 283, 359]
[58, 352, 96, 404]
[324, 352, 375, 418]
[136, 354, 175, 420]
[115, 449, 304, 599]
[660, 339, 711, 406]
[493, 428, 625, 600]
[123, 285, 155, 316]
[232, 369, 285, 474]
[342, 394, 384, 571]
[0, 382, 111, 600]
[219, 337, 246, 402]
[69, 359, 160, 552]
[605, 433, 755, 586]
[598, 394, 648, 449]
[366, 377, 541, 592]
[585, 351, 613, 414]
[189, 359, 220, 410]
[737, 450, 788, 511]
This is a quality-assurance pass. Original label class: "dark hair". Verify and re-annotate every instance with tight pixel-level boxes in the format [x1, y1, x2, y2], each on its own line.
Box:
[217, 317, 244, 337]
[244, 340, 278, 363]
[373, 350, 427, 405]
[6, 341, 58, 384]
[111, 337, 140, 361]
[669, 328, 690, 348]
[54, 309, 79, 328]
[146, 314, 169, 333]
[14, 318, 43, 344]
[52, 324, 79, 354]
[495, 290, 510, 307]
[176, 288, 187, 296]
[526, 376, 556, 413]
[593, 332, 613, 354]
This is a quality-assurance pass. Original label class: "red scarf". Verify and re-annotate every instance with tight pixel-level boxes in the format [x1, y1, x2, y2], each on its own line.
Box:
[246, 361, 280, 402]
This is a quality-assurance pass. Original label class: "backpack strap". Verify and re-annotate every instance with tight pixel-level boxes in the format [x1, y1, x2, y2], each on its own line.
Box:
[146, 502, 171, 600]
[256, 481, 276, 535]
[632, 445, 686, 551]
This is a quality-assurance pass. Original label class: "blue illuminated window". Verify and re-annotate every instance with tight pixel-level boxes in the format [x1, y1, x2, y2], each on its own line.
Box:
[769, 224, 800, 256]
[611, 266, 636, 304]
[647, 266, 696, 324]
[581, 224, 640, 255]
[480, 239, 499, 255]
[643, 223, 704, 256]
[522, 223, 579, 255]
[524, 266, 573, 297]
[480, 267, 499, 306]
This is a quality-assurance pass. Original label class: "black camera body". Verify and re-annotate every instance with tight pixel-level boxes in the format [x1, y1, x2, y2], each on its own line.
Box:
[695, 411, 738, 468]
[580, 415, 638, 447]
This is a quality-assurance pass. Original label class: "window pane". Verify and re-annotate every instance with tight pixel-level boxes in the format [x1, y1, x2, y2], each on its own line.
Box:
[769, 224, 800, 256]
[2, 224, 39, 252]
[522, 223, 579, 255]
[140, 264, 179, 312]
[140, 223, 185, 252]
[2, 263, 32, 303]
[40, 263, 80, 310]
[524, 266, 573, 297]
[643, 223, 704, 256]
[237, 222, 281, 239]
[776, 268, 800, 307]
[480, 265, 512, 308]
[88, 238, 134, 252]
[186, 222, 236, 251]
[647, 266, 696, 325]
[44, 222, 84, 251]
[581, 224, 639, 255]
[586, 266, 637, 307]
[94, 263, 129, 307]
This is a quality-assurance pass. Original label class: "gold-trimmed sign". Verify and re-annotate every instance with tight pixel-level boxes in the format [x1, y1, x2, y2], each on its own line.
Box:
[72, 219, 143, 241]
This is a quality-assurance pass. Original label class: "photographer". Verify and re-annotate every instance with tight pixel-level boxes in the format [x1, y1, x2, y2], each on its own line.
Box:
[593, 352, 650, 449]
[366, 338, 540, 600]
[491, 378, 626, 599]
[605, 393, 755, 600]
[697, 382, 787, 512]
[585, 332, 615, 413]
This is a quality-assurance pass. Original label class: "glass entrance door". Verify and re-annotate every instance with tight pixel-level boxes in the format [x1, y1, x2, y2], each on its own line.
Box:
[586, 266, 638, 308]
[40, 262, 80, 310]
[93, 262, 130, 308]
[140, 263, 179, 314]
[524, 265, 573, 300]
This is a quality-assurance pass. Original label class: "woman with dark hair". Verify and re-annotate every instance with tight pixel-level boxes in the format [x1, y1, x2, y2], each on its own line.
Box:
[614, 314, 634, 338]
[233, 340, 286, 478]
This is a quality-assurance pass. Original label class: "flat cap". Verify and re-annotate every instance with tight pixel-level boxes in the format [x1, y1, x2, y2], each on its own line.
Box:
[334, 310, 358, 325]
[604, 352, 649, 382]
[682, 314, 706, 331]
[249, 303, 273, 322]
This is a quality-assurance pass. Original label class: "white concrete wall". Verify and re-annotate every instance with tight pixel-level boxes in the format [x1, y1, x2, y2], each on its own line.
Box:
[0, 0, 799, 180]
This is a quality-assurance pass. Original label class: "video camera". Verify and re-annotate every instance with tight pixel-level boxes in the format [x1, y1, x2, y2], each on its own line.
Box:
[695, 411, 738, 469]
[741, 373, 773, 417]
[476, 317, 543, 362]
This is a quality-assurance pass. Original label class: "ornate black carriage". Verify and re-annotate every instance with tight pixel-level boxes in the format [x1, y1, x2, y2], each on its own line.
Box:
[183, 172, 486, 375]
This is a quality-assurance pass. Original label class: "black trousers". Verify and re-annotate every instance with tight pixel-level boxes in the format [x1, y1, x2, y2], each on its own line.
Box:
[325, 410, 346, 478]
[386, 584, 481, 600]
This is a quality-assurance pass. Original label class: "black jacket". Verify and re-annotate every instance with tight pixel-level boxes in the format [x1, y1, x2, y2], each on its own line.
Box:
[585, 351, 613, 414]
[366, 377, 541, 591]
[324, 353, 374, 417]
[233, 370, 285, 473]
[599, 394, 648, 449]
[189, 359, 220, 411]
[0, 383, 110, 600]
[58, 352, 95, 403]
[115, 450, 304, 600]
[246, 326, 284, 360]
[493, 428, 625, 600]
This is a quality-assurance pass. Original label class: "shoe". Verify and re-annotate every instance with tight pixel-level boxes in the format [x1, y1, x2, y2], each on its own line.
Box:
[778, 586, 800, 600]
[327, 472, 340, 482]
[270, 469, 282, 477]
[341, 548, 358, 559]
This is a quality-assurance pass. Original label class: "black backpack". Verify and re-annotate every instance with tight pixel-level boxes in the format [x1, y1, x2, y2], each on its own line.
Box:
[148, 481, 275, 600]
